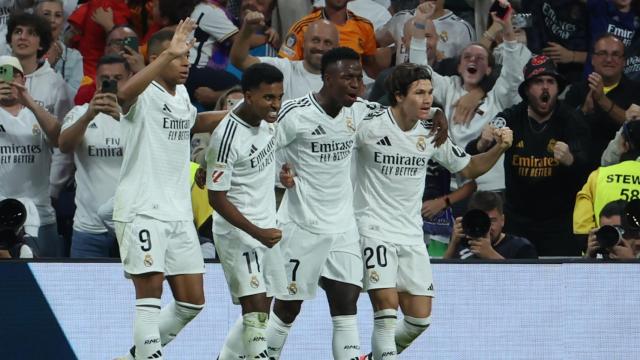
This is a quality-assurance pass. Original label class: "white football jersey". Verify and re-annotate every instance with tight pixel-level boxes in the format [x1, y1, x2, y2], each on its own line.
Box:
[258, 57, 322, 100]
[113, 82, 197, 222]
[354, 108, 470, 245]
[275, 93, 384, 234]
[62, 105, 122, 233]
[206, 112, 277, 234]
[0, 107, 54, 225]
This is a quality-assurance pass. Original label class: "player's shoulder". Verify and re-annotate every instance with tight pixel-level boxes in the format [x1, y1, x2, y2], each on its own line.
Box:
[353, 98, 387, 118]
[277, 94, 314, 122]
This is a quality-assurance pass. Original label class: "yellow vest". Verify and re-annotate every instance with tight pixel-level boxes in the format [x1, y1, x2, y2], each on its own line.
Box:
[594, 160, 640, 226]
[190, 162, 214, 229]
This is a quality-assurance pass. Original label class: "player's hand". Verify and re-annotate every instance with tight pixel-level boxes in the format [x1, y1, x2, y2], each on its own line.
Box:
[450, 216, 464, 245]
[452, 90, 483, 126]
[280, 163, 295, 188]
[625, 103, 640, 120]
[585, 228, 599, 258]
[421, 198, 446, 219]
[543, 42, 573, 64]
[255, 228, 282, 248]
[609, 239, 636, 260]
[243, 10, 266, 30]
[494, 126, 512, 150]
[553, 141, 573, 166]
[429, 108, 448, 147]
[194, 167, 206, 189]
[167, 18, 197, 59]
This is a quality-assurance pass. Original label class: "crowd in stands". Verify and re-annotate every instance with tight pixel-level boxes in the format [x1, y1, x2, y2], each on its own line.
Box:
[1, 0, 640, 260]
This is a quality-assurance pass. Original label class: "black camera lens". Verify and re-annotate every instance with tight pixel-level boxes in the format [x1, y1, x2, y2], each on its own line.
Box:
[461, 209, 491, 239]
[0, 198, 26, 233]
[595, 225, 622, 249]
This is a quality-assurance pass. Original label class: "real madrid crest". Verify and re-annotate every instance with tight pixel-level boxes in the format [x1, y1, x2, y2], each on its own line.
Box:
[287, 282, 298, 295]
[369, 270, 380, 283]
[250, 275, 260, 289]
[346, 117, 355, 133]
[416, 136, 426, 152]
[32, 124, 41, 136]
[144, 254, 153, 267]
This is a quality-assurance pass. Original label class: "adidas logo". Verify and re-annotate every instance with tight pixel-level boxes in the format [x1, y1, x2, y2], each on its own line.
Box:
[515, 140, 524, 148]
[146, 349, 162, 359]
[0, 124, 5, 133]
[162, 104, 172, 113]
[311, 125, 326, 136]
[249, 144, 258, 155]
[88, 123, 98, 129]
[376, 136, 391, 146]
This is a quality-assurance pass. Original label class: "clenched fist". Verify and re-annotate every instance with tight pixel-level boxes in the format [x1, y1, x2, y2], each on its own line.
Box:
[553, 141, 574, 166]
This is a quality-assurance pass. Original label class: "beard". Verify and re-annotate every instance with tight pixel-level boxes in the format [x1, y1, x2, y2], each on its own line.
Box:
[528, 90, 556, 118]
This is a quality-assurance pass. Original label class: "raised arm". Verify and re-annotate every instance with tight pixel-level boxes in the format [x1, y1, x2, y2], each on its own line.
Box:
[11, 81, 61, 147]
[229, 11, 263, 71]
[193, 110, 229, 134]
[459, 127, 512, 179]
[59, 94, 121, 153]
[118, 19, 197, 111]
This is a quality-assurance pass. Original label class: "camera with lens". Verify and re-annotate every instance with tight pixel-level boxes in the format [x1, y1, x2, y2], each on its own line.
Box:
[460, 209, 491, 247]
[595, 199, 640, 256]
[594, 225, 623, 255]
[0, 198, 27, 253]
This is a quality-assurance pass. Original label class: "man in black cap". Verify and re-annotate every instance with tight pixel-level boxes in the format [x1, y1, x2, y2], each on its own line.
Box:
[467, 54, 591, 256]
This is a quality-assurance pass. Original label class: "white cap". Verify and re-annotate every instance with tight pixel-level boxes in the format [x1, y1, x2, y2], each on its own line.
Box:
[0, 55, 24, 74]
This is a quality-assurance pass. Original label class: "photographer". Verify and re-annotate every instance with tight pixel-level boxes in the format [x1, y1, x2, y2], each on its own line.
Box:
[0, 198, 35, 259]
[444, 191, 537, 259]
[585, 199, 640, 260]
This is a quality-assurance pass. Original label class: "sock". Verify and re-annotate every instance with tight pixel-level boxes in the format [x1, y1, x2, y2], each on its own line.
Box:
[134, 298, 162, 359]
[265, 312, 292, 359]
[395, 315, 431, 354]
[372, 309, 398, 360]
[218, 317, 246, 360]
[242, 312, 269, 358]
[331, 315, 360, 360]
[158, 301, 204, 346]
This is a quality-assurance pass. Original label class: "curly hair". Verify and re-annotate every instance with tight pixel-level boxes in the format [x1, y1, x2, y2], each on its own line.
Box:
[6, 12, 53, 59]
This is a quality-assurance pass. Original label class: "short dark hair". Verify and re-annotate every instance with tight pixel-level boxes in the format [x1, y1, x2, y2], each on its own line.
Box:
[321, 46, 360, 78]
[97, 54, 131, 73]
[592, 33, 626, 57]
[600, 199, 628, 219]
[7, 13, 53, 59]
[147, 30, 174, 57]
[385, 63, 432, 106]
[467, 191, 504, 214]
[241, 63, 283, 92]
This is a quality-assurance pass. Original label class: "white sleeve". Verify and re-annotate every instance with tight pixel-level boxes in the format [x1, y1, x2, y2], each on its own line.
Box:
[258, 57, 293, 79]
[206, 127, 237, 191]
[601, 127, 624, 166]
[275, 106, 299, 149]
[60, 105, 86, 131]
[489, 41, 530, 109]
[53, 79, 74, 121]
[431, 137, 471, 174]
[196, 5, 239, 42]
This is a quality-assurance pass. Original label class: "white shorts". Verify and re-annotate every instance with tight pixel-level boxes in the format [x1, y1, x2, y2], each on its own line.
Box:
[277, 222, 363, 301]
[215, 228, 288, 304]
[361, 236, 434, 297]
[115, 215, 205, 276]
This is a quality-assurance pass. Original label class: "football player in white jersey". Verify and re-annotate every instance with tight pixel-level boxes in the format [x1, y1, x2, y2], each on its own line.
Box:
[58, 54, 131, 258]
[355, 63, 512, 360]
[206, 63, 287, 359]
[113, 20, 228, 360]
[267, 47, 447, 360]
